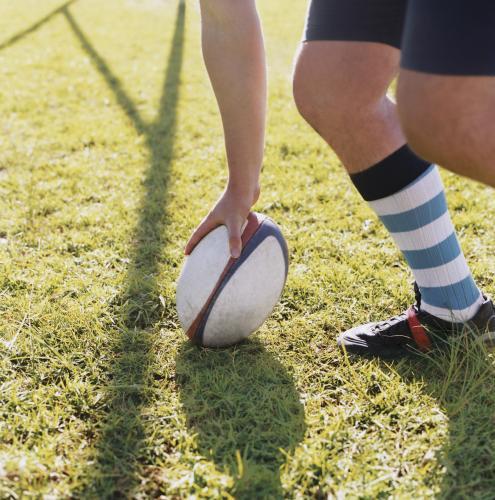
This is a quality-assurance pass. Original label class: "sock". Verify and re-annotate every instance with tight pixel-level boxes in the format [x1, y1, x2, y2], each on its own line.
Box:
[350, 145, 483, 323]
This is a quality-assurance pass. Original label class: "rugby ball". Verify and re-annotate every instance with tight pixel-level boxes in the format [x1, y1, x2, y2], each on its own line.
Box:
[176, 212, 289, 347]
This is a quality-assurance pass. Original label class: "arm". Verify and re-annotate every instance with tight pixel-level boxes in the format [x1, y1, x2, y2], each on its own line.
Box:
[185, 0, 266, 258]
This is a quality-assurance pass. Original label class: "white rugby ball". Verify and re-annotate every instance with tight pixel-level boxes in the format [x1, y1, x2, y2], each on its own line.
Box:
[176, 212, 289, 347]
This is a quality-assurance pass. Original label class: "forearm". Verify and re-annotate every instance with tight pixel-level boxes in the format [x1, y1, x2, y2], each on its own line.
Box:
[200, 0, 266, 199]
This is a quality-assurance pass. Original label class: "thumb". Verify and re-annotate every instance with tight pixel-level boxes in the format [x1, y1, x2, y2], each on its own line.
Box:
[226, 220, 243, 259]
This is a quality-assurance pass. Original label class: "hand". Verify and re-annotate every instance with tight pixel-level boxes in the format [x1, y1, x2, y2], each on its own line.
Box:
[185, 184, 260, 258]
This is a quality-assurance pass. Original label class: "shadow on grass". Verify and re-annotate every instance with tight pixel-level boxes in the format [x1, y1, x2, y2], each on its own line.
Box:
[390, 337, 495, 497]
[176, 340, 306, 498]
[64, 1, 186, 496]
[0, 0, 76, 51]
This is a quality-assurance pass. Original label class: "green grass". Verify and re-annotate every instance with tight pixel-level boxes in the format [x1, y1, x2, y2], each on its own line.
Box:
[1, 0, 495, 498]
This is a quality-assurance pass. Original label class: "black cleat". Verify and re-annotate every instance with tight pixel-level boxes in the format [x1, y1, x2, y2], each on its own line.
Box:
[338, 284, 495, 359]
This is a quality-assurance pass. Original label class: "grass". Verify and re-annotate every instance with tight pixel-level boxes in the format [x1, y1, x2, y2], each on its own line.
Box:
[1, 0, 495, 497]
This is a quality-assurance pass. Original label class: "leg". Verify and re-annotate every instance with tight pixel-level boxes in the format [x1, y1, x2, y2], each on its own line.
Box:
[294, 0, 408, 173]
[396, 0, 495, 187]
[293, 41, 403, 173]
[294, 39, 483, 323]
[398, 73, 495, 187]
[295, 1, 492, 358]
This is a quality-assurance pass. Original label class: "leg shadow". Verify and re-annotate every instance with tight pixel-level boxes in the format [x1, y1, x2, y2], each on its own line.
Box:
[65, 2, 186, 497]
[390, 336, 495, 497]
[176, 340, 306, 498]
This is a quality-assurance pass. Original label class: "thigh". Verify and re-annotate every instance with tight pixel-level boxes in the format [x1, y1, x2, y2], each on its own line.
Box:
[401, 0, 495, 75]
[303, 0, 407, 49]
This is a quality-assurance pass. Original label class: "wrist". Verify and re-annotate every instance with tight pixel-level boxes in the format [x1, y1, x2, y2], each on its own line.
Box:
[226, 178, 260, 205]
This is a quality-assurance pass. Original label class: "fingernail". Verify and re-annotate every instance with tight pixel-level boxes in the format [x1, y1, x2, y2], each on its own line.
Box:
[231, 248, 241, 259]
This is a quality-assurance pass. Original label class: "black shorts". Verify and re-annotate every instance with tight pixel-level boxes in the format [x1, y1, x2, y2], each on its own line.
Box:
[304, 0, 495, 76]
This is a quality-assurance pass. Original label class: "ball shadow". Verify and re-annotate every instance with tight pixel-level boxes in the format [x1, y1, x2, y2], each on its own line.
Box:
[175, 339, 306, 498]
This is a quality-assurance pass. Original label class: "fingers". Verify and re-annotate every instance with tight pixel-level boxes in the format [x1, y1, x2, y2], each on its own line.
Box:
[184, 215, 244, 259]
[226, 219, 242, 259]
[184, 215, 219, 255]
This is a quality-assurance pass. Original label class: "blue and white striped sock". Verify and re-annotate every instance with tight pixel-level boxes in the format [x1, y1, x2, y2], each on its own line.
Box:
[351, 145, 483, 322]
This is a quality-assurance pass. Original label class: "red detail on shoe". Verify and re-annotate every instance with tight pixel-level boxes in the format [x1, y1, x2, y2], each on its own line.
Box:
[186, 212, 265, 343]
[406, 307, 432, 352]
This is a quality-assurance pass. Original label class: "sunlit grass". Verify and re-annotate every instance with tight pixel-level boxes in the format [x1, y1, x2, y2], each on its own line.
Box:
[1, 0, 495, 497]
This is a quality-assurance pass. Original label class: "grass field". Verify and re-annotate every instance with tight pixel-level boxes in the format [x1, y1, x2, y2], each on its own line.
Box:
[2, 0, 495, 498]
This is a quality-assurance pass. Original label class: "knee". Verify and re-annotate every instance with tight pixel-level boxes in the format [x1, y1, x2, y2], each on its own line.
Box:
[292, 51, 330, 126]
[292, 51, 356, 130]
[292, 60, 319, 126]
[292, 42, 397, 133]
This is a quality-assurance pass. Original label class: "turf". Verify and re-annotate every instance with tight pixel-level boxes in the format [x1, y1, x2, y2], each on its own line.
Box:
[1, 0, 495, 498]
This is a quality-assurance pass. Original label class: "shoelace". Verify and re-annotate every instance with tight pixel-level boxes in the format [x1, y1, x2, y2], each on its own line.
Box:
[372, 312, 409, 336]
[413, 282, 422, 309]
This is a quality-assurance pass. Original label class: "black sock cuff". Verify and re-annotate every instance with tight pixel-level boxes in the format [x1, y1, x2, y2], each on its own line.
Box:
[349, 145, 431, 201]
